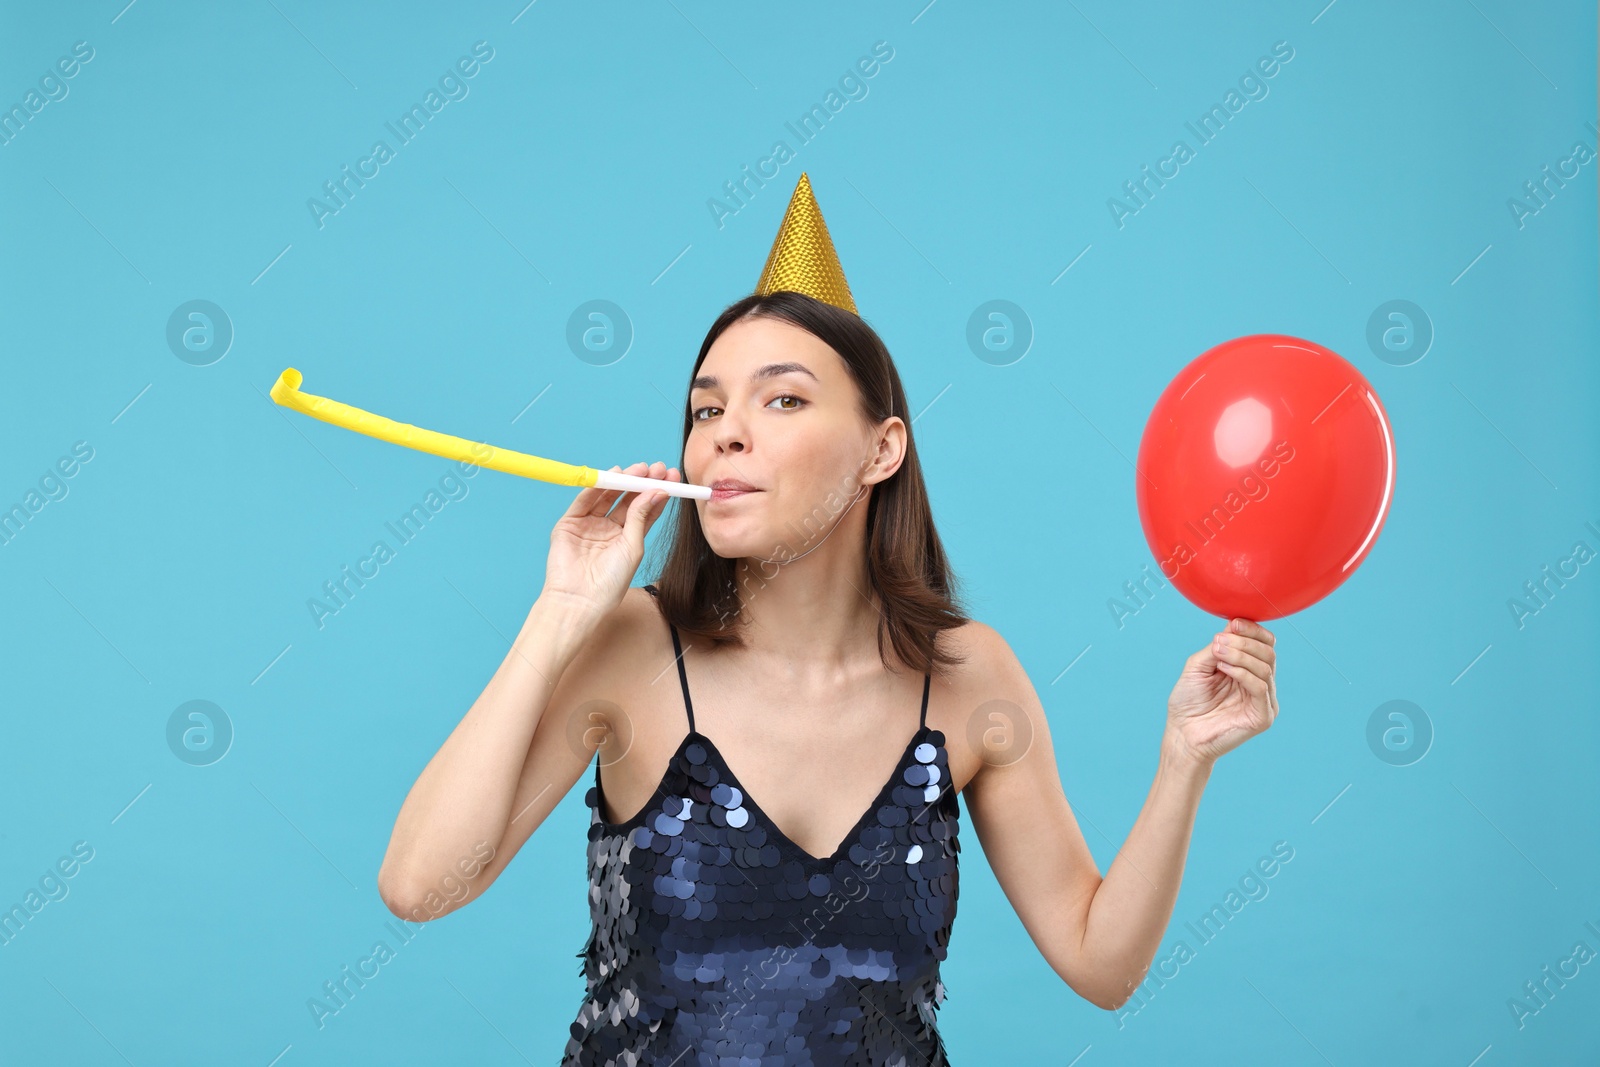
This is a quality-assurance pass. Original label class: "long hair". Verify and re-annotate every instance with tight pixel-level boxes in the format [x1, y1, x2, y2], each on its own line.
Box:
[647, 290, 970, 676]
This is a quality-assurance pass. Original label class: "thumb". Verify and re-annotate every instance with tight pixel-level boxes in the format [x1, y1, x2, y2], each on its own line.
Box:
[623, 490, 662, 543]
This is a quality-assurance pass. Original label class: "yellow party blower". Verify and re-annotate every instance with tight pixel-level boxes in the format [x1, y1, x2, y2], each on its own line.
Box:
[269, 368, 711, 500]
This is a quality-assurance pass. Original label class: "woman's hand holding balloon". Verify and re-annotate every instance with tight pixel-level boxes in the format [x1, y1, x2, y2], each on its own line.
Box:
[540, 461, 681, 621]
[1163, 619, 1280, 766]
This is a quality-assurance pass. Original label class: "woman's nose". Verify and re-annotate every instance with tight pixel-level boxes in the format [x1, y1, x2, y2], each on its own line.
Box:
[711, 411, 747, 453]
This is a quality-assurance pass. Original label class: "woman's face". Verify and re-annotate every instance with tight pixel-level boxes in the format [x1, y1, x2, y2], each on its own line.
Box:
[684, 315, 888, 561]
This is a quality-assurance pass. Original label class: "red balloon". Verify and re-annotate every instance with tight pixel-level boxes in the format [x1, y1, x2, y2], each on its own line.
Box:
[1135, 334, 1396, 621]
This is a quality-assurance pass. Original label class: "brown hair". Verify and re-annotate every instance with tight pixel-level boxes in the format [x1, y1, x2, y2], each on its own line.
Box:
[646, 290, 970, 676]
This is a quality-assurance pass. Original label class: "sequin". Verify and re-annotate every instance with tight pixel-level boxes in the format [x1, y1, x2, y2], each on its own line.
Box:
[563, 585, 961, 1066]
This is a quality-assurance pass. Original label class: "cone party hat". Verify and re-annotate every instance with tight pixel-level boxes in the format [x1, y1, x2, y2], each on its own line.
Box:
[753, 172, 857, 316]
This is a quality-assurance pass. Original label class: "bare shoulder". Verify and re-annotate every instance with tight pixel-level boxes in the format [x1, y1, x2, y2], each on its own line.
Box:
[935, 617, 1016, 689]
[612, 583, 668, 640]
[930, 618, 1040, 793]
[554, 584, 695, 822]
[542, 585, 676, 736]
[582, 584, 678, 690]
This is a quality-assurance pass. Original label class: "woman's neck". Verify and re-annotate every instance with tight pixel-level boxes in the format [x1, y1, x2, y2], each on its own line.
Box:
[730, 552, 885, 677]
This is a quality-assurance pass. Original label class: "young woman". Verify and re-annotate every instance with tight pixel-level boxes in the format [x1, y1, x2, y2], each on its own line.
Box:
[378, 290, 1280, 1064]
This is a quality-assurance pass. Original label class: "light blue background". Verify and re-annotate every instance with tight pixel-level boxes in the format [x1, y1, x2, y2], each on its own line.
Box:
[2, 1, 1597, 1063]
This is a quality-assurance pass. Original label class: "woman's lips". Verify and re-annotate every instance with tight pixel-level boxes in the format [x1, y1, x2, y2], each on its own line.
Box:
[709, 487, 759, 502]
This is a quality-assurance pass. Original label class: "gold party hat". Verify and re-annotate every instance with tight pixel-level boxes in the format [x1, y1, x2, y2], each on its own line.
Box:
[754, 172, 857, 315]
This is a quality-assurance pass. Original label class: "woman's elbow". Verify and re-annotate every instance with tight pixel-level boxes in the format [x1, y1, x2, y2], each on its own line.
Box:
[1082, 970, 1146, 1012]
[377, 871, 427, 921]
[1055, 960, 1141, 1012]
[377, 860, 444, 922]
[1066, 977, 1131, 1012]
[1092, 989, 1136, 1012]
[377, 861, 495, 923]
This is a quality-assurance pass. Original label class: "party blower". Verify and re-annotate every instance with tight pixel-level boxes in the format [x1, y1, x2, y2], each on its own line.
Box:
[269, 368, 712, 500]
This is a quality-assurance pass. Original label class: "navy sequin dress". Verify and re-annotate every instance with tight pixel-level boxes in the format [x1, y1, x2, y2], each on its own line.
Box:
[563, 585, 961, 1066]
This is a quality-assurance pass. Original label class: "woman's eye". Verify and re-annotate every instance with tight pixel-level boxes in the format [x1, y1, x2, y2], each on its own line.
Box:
[692, 396, 804, 421]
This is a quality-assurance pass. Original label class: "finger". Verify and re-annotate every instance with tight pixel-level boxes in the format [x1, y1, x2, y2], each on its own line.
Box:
[598, 461, 653, 521]
[566, 464, 627, 519]
[645, 464, 682, 513]
[575, 462, 639, 519]
[1215, 659, 1269, 700]
[611, 462, 673, 527]
[1215, 633, 1274, 667]
[622, 483, 669, 543]
[1228, 618, 1275, 646]
[1213, 642, 1273, 684]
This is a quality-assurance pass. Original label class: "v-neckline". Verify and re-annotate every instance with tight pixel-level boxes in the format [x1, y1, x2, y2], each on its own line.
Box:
[684, 724, 934, 868]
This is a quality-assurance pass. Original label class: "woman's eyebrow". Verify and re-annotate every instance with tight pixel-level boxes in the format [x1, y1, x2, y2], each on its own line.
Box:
[691, 362, 818, 391]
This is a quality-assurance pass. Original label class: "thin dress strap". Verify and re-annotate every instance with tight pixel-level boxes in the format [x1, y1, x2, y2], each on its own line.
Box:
[919, 671, 930, 730]
[643, 584, 696, 734]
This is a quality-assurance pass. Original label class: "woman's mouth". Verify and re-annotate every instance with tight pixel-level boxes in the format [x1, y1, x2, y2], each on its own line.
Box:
[710, 480, 760, 502]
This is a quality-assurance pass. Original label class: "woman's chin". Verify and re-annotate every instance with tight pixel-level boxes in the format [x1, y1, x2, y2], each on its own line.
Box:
[702, 523, 780, 562]
[702, 533, 758, 560]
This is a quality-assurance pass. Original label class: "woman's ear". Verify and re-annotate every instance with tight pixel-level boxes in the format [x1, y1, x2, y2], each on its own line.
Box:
[864, 417, 908, 486]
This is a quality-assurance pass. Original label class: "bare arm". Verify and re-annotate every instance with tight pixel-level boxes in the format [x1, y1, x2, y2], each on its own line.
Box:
[1071, 728, 1211, 1008]
[375, 591, 605, 920]
[962, 618, 1277, 1010]
[376, 460, 681, 921]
